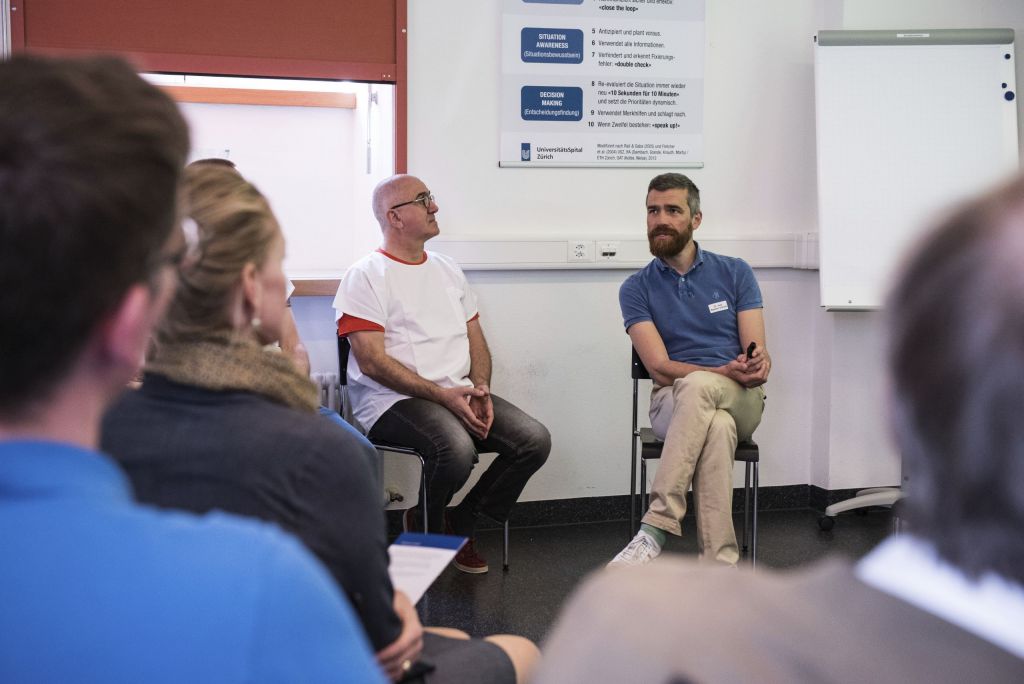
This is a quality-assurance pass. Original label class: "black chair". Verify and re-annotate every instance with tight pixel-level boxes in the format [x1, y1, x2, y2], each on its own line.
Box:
[336, 336, 429, 529]
[337, 336, 510, 570]
[630, 348, 760, 567]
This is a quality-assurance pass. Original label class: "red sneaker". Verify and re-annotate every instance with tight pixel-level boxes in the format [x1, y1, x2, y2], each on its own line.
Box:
[453, 538, 489, 574]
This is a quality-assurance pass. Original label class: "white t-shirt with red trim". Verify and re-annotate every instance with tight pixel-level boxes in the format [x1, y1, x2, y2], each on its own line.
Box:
[332, 249, 479, 431]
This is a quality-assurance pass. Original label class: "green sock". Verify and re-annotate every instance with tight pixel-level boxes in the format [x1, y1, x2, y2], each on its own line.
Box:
[640, 523, 667, 547]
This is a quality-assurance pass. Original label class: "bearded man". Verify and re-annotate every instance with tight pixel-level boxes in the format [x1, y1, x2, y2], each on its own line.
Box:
[610, 173, 771, 568]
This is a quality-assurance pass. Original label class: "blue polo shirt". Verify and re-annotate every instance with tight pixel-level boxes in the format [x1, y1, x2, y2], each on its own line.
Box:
[619, 243, 763, 367]
[0, 440, 384, 684]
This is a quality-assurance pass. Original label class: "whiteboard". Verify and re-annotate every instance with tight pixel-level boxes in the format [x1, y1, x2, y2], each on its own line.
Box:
[815, 29, 1019, 310]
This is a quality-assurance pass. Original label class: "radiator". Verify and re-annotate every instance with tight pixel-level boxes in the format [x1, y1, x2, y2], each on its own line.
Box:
[310, 371, 421, 509]
[311, 372, 341, 413]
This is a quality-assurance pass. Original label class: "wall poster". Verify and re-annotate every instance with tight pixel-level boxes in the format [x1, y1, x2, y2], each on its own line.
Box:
[500, 0, 705, 167]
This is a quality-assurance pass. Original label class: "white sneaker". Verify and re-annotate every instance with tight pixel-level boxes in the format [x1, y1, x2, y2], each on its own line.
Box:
[608, 530, 662, 568]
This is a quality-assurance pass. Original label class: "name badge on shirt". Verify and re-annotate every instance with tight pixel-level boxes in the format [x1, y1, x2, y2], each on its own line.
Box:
[708, 301, 729, 314]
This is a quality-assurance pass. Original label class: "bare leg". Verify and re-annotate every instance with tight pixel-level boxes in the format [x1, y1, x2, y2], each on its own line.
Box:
[423, 626, 470, 640]
[484, 635, 540, 684]
[424, 627, 537, 683]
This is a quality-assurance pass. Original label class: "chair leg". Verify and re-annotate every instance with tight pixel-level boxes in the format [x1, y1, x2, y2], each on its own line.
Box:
[742, 462, 751, 556]
[750, 462, 759, 569]
[629, 436, 639, 540]
[630, 380, 639, 540]
[640, 458, 648, 522]
[502, 519, 509, 571]
[417, 455, 428, 533]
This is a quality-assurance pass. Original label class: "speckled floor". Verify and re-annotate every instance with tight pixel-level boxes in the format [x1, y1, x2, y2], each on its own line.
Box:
[417, 508, 894, 644]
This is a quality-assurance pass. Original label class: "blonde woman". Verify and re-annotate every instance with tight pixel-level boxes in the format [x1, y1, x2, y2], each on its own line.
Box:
[102, 165, 536, 684]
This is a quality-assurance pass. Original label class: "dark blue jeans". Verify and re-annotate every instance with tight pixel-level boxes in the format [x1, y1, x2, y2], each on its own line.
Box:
[368, 394, 550, 535]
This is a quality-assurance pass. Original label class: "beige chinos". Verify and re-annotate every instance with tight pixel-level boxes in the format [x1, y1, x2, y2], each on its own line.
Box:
[643, 370, 765, 565]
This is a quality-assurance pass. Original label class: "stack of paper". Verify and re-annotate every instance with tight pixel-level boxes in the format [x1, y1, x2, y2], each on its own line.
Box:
[388, 533, 467, 604]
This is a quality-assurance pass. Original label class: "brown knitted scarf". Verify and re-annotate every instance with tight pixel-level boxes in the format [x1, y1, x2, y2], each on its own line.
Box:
[146, 333, 319, 413]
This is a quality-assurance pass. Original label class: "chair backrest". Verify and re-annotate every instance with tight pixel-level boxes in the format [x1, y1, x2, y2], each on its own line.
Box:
[336, 335, 350, 386]
[335, 335, 357, 425]
[631, 347, 651, 381]
[630, 347, 648, 435]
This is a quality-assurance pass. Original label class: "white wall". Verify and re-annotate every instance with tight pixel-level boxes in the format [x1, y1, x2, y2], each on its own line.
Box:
[294, 267, 821, 501]
[406, 0, 821, 242]
[290, 0, 1024, 501]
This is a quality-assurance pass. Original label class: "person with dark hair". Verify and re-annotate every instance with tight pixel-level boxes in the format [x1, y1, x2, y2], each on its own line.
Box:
[334, 174, 551, 575]
[610, 173, 770, 567]
[533, 176, 1024, 682]
[102, 165, 538, 684]
[0, 55, 381, 682]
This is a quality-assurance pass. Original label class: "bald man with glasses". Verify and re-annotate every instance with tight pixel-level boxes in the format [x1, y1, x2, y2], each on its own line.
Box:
[334, 175, 550, 575]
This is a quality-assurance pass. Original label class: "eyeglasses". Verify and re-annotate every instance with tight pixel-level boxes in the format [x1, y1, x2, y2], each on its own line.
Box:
[390, 191, 436, 211]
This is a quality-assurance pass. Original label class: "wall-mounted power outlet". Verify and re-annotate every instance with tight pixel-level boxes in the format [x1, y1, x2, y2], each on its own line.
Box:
[598, 241, 620, 260]
[567, 240, 595, 262]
